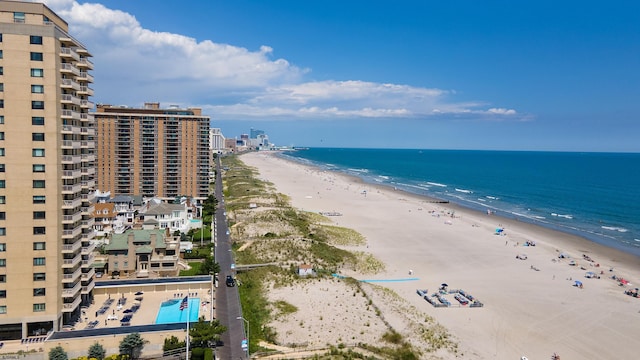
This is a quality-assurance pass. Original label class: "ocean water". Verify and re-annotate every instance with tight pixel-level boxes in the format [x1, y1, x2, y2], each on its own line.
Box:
[281, 148, 640, 257]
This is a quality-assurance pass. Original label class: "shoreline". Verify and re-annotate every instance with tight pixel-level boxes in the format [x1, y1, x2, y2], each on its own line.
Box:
[279, 150, 640, 261]
[240, 151, 640, 359]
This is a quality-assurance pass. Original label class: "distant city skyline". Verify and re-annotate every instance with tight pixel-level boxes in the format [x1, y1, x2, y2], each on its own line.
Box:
[42, 0, 640, 152]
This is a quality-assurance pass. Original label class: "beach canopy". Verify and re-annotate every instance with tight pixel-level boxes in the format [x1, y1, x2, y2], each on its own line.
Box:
[558, 252, 569, 258]
[496, 228, 504, 233]
[585, 271, 596, 278]
[574, 280, 583, 286]
[441, 283, 448, 287]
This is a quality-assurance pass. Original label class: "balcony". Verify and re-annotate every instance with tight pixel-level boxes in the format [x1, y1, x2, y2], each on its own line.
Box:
[62, 184, 82, 195]
[61, 125, 81, 135]
[82, 280, 95, 294]
[80, 127, 96, 136]
[62, 198, 82, 210]
[82, 179, 96, 188]
[62, 267, 82, 283]
[61, 78, 81, 91]
[80, 99, 95, 109]
[81, 254, 95, 266]
[62, 239, 82, 253]
[62, 169, 82, 179]
[61, 296, 82, 313]
[78, 86, 94, 96]
[81, 218, 95, 229]
[82, 231, 96, 241]
[82, 267, 95, 280]
[77, 71, 94, 83]
[82, 242, 97, 255]
[81, 204, 95, 214]
[81, 141, 96, 149]
[61, 94, 81, 106]
[61, 140, 81, 149]
[81, 154, 96, 162]
[81, 192, 95, 202]
[77, 58, 94, 70]
[81, 167, 96, 176]
[62, 281, 82, 298]
[62, 253, 82, 268]
[60, 63, 80, 76]
[62, 225, 82, 239]
[62, 155, 81, 164]
[62, 212, 82, 225]
[60, 47, 80, 61]
[80, 113, 94, 122]
[61, 109, 81, 120]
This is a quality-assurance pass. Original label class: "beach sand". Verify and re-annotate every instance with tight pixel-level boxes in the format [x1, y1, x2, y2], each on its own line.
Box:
[240, 151, 640, 359]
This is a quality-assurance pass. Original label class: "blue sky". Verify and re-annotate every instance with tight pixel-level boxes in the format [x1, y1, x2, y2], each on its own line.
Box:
[44, 0, 640, 151]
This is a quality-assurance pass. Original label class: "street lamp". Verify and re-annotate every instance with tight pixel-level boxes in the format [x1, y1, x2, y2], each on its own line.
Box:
[236, 316, 249, 359]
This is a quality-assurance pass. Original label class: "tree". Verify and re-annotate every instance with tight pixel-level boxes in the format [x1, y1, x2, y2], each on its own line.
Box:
[48, 346, 68, 360]
[88, 342, 106, 360]
[119, 333, 148, 360]
[163, 335, 186, 352]
[199, 255, 220, 275]
[189, 317, 227, 348]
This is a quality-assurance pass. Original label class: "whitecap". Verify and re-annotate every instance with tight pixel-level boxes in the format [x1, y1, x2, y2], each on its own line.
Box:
[427, 182, 447, 187]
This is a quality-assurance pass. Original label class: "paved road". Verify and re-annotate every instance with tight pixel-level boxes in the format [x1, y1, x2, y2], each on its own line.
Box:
[213, 157, 248, 359]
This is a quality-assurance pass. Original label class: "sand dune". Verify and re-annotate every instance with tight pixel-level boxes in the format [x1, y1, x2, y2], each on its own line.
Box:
[240, 151, 640, 360]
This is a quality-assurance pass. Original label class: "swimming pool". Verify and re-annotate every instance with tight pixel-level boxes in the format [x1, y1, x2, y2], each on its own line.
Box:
[155, 298, 200, 324]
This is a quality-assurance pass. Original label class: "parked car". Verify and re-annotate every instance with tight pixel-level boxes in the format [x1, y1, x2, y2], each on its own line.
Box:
[226, 275, 235, 287]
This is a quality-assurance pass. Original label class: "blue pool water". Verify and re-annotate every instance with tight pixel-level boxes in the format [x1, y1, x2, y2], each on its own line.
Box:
[155, 298, 200, 324]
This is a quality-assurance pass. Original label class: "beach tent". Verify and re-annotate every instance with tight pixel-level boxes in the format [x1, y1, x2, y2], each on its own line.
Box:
[574, 280, 583, 287]
[585, 272, 596, 278]
[558, 252, 570, 258]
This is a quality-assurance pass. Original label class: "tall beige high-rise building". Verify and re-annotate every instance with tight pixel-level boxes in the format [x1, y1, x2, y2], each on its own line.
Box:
[0, 1, 95, 338]
[95, 103, 211, 200]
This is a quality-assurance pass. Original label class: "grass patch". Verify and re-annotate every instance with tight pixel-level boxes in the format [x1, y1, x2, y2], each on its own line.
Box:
[179, 262, 202, 276]
[272, 300, 298, 319]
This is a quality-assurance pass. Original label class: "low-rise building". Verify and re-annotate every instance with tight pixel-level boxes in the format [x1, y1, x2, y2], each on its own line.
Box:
[104, 229, 180, 278]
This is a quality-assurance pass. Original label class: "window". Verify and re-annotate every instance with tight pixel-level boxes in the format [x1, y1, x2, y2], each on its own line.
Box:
[30, 35, 43, 44]
[0, 228, 4, 236]
[30, 68, 43, 77]
[0, 212, 4, 220]
[32, 133, 44, 141]
[31, 85, 44, 94]
[33, 227, 45, 235]
[31, 101, 44, 110]
[0, 275, 5, 282]
[0, 148, 4, 156]
[33, 195, 45, 204]
[33, 288, 45, 296]
[0, 244, 5, 251]
[0, 132, 3, 140]
[0, 164, 4, 173]
[0, 34, 2, 42]
[33, 164, 45, 173]
[32, 149, 45, 157]
[0, 100, 4, 109]
[32, 117, 44, 125]
[30, 52, 43, 61]
[0, 290, 5, 298]
[0, 83, 3, 91]
[33, 273, 45, 281]
[33, 180, 45, 189]
[33, 257, 45, 266]
[14, 12, 26, 23]
[0, 116, 3, 124]
[0, 50, 2, 59]
[0, 306, 6, 314]
[0, 259, 5, 267]
[33, 212, 45, 220]
[33, 304, 46, 312]
[0, 67, 3, 76]
[0, 180, 4, 188]
[33, 242, 45, 250]
[0, 196, 4, 204]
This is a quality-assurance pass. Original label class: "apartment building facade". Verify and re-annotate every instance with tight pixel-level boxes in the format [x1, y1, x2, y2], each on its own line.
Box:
[94, 103, 210, 201]
[0, 1, 96, 339]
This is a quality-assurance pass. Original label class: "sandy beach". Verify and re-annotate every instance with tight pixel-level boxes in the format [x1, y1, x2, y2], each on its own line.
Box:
[240, 151, 640, 359]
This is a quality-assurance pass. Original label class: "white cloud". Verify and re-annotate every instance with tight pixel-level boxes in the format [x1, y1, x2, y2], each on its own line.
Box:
[39, 1, 523, 121]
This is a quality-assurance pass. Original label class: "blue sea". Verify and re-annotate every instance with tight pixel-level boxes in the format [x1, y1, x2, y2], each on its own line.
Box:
[281, 148, 640, 257]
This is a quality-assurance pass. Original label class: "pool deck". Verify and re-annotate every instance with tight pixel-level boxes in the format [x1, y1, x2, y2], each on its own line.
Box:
[79, 289, 213, 329]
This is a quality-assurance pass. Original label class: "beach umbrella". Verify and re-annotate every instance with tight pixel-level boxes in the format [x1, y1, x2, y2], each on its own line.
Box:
[441, 283, 448, 287]
[496, 228, 504, 233]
